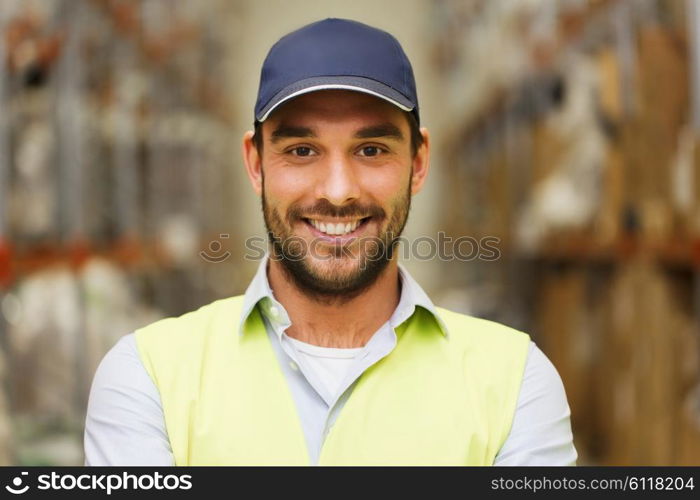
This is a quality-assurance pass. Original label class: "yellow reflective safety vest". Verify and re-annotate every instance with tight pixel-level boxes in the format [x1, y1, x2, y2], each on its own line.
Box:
[135, 295, 530, 465]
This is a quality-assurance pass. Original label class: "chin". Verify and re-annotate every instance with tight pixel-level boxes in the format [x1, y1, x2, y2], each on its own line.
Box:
[305, 254, 363, 281]
[278, 250, 388, 302]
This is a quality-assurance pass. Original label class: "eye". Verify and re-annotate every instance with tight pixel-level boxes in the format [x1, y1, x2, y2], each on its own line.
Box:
[289, 146, 315, 157]
[358, 145, 386, 157]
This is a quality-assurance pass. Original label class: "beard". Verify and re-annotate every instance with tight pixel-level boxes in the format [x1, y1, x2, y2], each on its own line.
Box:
[261, 175, 412, 306]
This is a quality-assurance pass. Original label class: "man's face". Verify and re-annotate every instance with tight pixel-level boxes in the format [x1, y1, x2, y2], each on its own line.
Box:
[247, 90, 427, 303]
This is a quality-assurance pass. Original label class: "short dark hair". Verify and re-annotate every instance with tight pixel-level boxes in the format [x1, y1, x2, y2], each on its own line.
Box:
[252, 110, 423, 158]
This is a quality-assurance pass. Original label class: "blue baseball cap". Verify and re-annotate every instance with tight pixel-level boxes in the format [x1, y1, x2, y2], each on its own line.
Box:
[254, 18, 419, 125]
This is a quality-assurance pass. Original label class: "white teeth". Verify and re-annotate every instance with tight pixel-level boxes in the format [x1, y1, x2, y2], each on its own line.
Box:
[309, 219, 362, 236]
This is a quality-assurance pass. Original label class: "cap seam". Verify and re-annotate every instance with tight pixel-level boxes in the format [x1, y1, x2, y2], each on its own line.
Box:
[389, 35, 408, 93]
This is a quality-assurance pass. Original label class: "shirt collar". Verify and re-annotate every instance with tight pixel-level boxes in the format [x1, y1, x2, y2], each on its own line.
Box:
[394, 262, 449, 338]
[238, 253, 279, 335]
[238, 253, 449, 338]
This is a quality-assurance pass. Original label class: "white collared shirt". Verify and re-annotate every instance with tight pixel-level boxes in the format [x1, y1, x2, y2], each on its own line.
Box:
[84, 256, 577, 465]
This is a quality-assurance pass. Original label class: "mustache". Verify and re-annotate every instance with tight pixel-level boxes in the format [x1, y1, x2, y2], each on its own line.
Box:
[287, 200, 385, 223]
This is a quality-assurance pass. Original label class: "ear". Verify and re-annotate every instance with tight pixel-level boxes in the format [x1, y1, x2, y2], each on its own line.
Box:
[410, 127, 430, 195]
[242, 130, 263, 196]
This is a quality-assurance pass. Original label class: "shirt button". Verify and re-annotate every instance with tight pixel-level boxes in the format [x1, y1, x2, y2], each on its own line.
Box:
[289, 361, 299, 371]
[269, 305, 280, 317]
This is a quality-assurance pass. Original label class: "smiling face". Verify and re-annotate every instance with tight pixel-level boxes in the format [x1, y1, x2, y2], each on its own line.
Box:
[243, 90, 430, 302]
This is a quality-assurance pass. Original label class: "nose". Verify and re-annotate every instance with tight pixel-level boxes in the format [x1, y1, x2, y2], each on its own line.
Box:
[315, 152, 360, 206]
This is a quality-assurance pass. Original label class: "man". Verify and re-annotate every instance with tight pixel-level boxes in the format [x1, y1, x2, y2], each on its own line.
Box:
[84, 18, 577, 466]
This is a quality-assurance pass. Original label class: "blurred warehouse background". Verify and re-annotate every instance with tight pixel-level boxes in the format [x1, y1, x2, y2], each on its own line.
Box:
[0, 0, 699, 465]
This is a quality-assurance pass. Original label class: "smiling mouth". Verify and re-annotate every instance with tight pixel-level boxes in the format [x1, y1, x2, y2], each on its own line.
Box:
[302, 217, 372, 237]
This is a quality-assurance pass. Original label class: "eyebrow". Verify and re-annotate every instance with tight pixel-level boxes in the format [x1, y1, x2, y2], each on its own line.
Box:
[269, 122, 405, 143]
[354, 123, 405, 141]
[270, 125, 316, 143]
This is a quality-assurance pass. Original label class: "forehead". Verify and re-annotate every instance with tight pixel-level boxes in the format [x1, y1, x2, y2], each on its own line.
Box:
[264, 89, 407, 129]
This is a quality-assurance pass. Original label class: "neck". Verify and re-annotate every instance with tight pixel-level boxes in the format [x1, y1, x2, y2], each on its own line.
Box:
[267, 257, 401, 348]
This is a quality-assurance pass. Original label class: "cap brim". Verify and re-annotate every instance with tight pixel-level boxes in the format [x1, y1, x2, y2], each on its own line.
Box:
[256, 76, 415, 122]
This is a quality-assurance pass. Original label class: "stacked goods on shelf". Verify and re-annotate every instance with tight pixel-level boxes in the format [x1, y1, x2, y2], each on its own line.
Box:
[625, 23, 688, 245]
[536, 260, 699, 465]
[676, 307, 700, 464]
[670, 127, 700, 239]
[436, 0, 700, 464]
[0, 0, 240, 465]
[534, 266, 598, 465]
[592, 46, 624, 247]
[600, 261, 696, 465]
[517, 53, 607, 252]
[7, 268, 82, 424]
